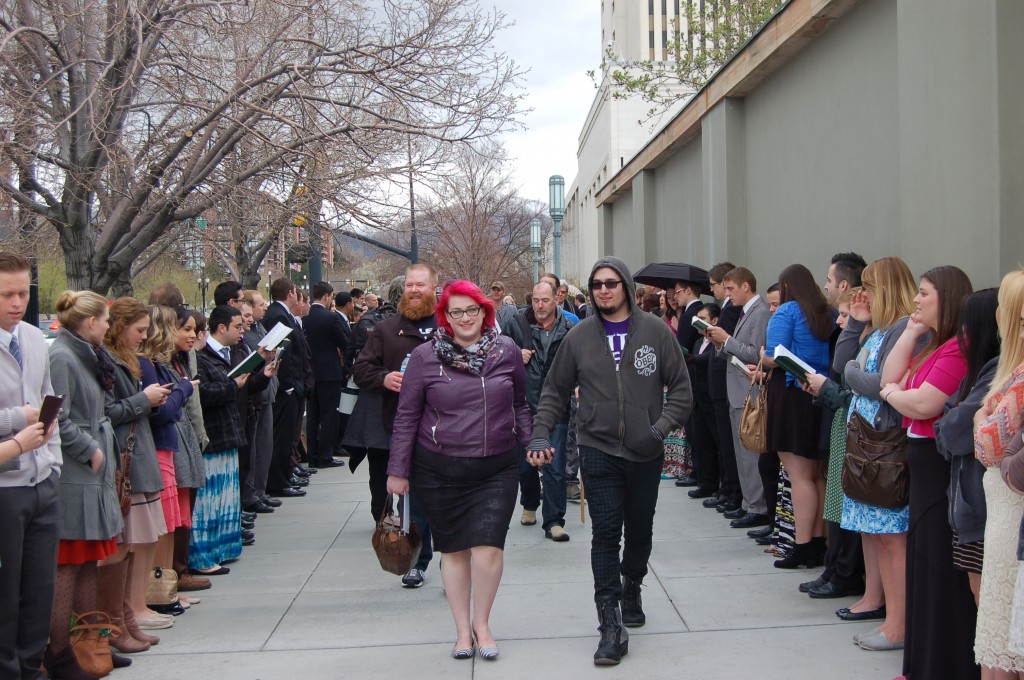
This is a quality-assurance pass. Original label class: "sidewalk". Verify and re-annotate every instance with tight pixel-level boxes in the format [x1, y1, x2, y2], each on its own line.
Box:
[129, 465, 902, 679]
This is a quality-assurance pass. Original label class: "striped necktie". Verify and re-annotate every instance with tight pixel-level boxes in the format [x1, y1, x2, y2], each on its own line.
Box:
[8, 335, 23, 369]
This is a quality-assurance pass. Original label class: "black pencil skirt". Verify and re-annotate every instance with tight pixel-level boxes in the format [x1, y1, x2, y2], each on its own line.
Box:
[410, 445, 518, 553]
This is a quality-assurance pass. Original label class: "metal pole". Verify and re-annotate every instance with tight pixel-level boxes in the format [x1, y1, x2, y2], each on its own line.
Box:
[553, 216, 562, 279]
[533, 246, 540, 284]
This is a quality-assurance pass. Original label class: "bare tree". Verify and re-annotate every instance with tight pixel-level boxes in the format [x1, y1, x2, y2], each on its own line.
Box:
[0, 0, 523, 294]
[414, 141, 548, 288]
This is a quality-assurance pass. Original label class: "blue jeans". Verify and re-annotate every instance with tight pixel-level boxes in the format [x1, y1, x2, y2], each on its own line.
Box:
[518, 422, 568, 530]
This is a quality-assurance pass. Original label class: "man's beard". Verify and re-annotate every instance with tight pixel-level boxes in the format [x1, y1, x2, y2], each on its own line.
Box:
[399, 293, 437, 321]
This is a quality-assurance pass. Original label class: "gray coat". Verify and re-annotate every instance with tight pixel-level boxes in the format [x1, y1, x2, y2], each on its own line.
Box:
[106, 355, 163, 494]
[171, 351, 206, 488]
[934, 358, 998, 545]
[48, 330, 124, 540]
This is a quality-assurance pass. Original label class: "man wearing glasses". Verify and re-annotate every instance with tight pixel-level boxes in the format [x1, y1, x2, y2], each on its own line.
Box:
[527, 256, 692, 666]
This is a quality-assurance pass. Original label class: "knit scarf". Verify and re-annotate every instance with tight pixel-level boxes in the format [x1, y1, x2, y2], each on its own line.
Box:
[433, 326, 499, 375]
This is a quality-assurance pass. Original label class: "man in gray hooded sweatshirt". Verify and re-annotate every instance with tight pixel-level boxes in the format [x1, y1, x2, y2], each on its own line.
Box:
[527, 256, 692, 666]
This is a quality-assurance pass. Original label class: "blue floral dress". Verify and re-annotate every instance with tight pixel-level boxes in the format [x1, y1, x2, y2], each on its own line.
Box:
[840, 329, 910, 534]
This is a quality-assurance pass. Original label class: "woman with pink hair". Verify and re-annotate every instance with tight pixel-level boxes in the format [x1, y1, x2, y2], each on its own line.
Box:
[387, 279, 532, 662]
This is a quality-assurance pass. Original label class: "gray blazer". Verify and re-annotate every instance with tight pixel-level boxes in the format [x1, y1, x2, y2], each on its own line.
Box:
[48, 330, 124, 540]
[0, 321, 62, 483]
[106, 356, 163, 494]
[719, 296, 771, 409]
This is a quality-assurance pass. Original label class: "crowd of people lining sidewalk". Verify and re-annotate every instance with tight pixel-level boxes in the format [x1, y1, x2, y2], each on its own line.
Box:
[2, 247, 1024, 679]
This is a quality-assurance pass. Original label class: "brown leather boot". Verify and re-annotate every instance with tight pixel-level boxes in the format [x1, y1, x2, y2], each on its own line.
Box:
[121, 553, 160, 646]
[97, 558, 150, 653]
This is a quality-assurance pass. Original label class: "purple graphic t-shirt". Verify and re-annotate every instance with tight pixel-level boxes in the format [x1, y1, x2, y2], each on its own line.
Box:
[602, 318, 630, 363]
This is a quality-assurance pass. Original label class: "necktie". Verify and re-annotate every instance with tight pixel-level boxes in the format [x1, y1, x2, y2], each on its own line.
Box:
[221, 347, 231, 363]
[8, 335, 23, 369]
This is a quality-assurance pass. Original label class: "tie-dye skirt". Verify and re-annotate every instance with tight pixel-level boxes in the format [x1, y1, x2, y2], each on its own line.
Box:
[188, 449, 242, 570]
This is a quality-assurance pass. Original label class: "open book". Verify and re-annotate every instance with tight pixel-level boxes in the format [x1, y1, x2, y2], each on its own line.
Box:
[772, 344, 816, 383]
[729, 355, 754, 379]
[690, 316, 712, 332]
[226, 350, 267, 380]
[257, 322, 293, 351]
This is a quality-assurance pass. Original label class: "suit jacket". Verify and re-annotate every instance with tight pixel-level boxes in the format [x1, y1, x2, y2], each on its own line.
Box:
[245, 321, 278, 404]
[719, 296, 771, 409]
[0, 321, 62, 483]
[303, 303, 348, 383]
[262, 301, 302, 395]
[691, 337, 715, 400]
[708, 300, 741, 401]
[676, 300, 704, 357]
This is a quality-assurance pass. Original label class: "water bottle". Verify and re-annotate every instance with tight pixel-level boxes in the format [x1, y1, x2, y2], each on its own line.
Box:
[400, 353, 411, 373]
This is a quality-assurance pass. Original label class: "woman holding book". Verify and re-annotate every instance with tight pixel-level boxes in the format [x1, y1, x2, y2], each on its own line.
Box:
[759, 264, 836, 570]
[880, 265, 975, 679]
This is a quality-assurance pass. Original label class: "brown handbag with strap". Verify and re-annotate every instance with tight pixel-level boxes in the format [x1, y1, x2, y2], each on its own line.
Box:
[738, 357, 771, 454]
[69, 610, 117, 677]
[114, 423, 136, 516]
[841, 410, 909, 508]
[371, 493, 422, 576]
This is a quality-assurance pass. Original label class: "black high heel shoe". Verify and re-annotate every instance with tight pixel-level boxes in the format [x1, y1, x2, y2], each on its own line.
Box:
[773, 542, 823, 569]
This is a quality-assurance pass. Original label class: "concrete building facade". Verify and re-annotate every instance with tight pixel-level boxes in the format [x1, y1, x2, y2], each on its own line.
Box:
[573, 0, 1023, 290]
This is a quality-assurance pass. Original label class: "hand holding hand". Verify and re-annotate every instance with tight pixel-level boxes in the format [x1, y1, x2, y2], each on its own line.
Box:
[383, 371, 404, 392]
[526, 437, 554, 467]
[386, 475, 409, 495]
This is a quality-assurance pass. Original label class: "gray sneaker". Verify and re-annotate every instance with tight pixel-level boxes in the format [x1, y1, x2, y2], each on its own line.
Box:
[401, 568, 425, 588]
[567, 482, 581, 503]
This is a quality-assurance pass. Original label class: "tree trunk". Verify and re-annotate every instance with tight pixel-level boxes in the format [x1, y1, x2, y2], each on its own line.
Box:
[110, 269, 135, 298]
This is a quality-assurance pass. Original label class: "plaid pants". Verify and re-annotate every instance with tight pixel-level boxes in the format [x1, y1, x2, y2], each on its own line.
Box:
[580, 445, 663, 602]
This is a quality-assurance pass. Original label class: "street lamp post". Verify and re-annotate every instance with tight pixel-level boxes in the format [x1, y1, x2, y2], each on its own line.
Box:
[197, 276, 210, 312]
[548, 176, 565, 279]
[530, 218, 541, 284]
[265, 270, 273, 295]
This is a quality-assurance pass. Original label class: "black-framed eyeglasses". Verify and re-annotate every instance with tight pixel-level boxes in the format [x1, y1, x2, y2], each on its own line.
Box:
[591, 279, 622, 291]
[447, 306, 482, 319]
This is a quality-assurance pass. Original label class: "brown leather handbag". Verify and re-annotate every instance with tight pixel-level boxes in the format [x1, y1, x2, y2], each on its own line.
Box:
[70, 610, 117, 677]
[114, 423, 136, 516]
[371, 494, 422, 576]
[841, 410, 909, 508]
[738, 358, 771, 454]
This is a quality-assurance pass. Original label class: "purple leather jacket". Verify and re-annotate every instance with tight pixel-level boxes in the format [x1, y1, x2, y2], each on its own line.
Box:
[387, 335, 532, 478]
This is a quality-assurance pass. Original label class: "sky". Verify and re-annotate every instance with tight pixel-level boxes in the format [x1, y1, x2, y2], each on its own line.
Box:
[487, 0, 601, 204]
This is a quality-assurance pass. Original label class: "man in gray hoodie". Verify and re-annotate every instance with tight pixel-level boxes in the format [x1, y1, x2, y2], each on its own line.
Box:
[527, 256, 692, 666]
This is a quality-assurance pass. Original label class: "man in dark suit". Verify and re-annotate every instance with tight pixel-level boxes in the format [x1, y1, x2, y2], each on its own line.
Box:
[672, 279, 704, 487]
[703, 262, 743, 513]
[687, 303, 722, 499]
[303, 282, 348, 469]
[262, 279, 307, 498]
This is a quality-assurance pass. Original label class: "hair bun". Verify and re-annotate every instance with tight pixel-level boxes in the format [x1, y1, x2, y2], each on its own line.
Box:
[54, 290, 79, 313]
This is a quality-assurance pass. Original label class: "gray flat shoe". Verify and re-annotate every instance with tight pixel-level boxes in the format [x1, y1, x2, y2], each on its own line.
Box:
[451, 644, 475, 660]
[857, 628, 904, 651]
[479, 644, 499, 661]
[853, 626, 880, 645]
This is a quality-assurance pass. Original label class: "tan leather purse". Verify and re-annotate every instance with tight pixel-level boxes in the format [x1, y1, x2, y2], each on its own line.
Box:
[70, 610, 117, 677]
[738, 357, 771, 454]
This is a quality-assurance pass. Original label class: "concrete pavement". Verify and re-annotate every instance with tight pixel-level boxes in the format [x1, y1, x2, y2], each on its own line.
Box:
[129, 464, 902, 679]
